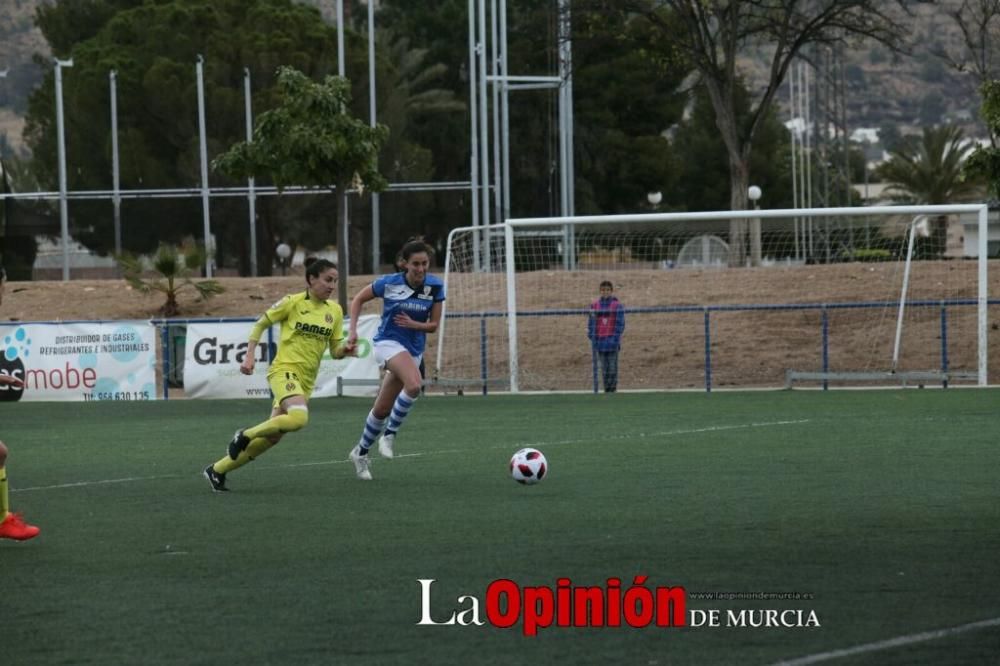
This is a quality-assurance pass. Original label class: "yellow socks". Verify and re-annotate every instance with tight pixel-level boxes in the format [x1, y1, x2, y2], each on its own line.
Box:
[243, 406, 309, 439]
[213, 437, 278, 474]
[0, 466, 8, 518]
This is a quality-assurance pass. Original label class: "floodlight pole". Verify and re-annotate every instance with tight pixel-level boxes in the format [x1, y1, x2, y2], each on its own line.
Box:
[54, 58, 73, 281]
[195, 55, 213, 278]
[368, 0, 381, 273]
[244, 68, 258, 277]
[336, 0, 349, 311]
[110, 70, 122, 262]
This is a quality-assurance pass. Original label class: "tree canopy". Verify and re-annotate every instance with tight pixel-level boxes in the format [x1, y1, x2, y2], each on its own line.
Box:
[24, 0, 910, 276]
[26, 0, 361, 269]
[213, 66, 388, 307]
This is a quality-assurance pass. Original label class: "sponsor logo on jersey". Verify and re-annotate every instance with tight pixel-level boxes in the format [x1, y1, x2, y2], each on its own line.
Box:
[294, 322, 334, 338]
[384, 284, 414, 300]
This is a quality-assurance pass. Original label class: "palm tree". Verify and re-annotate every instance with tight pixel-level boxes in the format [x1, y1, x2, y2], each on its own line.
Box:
[377, 33, 466, 181]
[877, 125, 986, 256]
[357, 32, 466, 270]
[118, 244, 225, 317]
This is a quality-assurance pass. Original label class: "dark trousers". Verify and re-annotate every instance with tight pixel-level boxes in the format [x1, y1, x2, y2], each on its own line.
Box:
[597, 349, 619, 392]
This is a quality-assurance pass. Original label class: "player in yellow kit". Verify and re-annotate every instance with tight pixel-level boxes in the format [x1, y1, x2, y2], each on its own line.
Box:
[0, 266, 40, 540]
[203, 258, 356, 491]
[0, 376, 40, 541]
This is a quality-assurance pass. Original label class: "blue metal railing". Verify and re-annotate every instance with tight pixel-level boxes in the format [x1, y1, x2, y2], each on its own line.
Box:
[442, 298, 999, 393]
[9, 301, 996, 398]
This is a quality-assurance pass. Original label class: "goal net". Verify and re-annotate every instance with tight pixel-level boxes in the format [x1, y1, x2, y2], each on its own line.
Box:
[433, 205, 989, 392]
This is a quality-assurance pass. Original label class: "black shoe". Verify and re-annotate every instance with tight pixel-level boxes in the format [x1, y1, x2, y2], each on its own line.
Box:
[228, 429, 251, 460]
[203, 464, 229, 492]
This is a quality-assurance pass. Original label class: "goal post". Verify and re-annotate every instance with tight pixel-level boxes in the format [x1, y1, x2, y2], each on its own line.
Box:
[435, 204, 989, 393]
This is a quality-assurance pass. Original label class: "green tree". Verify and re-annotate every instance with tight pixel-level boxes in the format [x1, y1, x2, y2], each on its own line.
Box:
[879, 125, 984, 256]
[578, 0, 908, 265]
[118, 243, 224, 317]
[965, 80, 1000, 195]
[355, 30, 466, 267]
[669, 82, 794, 212]
[371, 1, 476, 256]
[879, 126, 982, 203]
[213, 66, 388, 309]
[25, 0, 372, 273]
[378, 1, 690, 220]
[569, 7, 688, 214]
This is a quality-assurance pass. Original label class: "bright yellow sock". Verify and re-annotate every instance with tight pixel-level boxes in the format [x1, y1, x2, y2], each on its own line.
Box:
[243, 406, 309, 439]
[213, 450, 250, 475]
[246, 436, 277, 460]
[213, 437, 276, 474]
[0, 466, 8, 518]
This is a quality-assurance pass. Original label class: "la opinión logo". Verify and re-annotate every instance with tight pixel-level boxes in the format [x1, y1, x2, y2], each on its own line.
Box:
[416, 576, 686, 636]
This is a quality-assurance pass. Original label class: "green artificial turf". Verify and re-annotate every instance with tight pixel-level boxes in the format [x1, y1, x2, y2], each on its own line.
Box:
[3, 390, 999, 665]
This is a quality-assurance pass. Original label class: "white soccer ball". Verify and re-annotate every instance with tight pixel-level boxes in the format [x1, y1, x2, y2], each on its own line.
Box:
[509, 447, 548, 485]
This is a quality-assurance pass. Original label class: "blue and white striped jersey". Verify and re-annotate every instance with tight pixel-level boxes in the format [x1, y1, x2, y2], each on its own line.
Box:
[371, 272, 446, 356]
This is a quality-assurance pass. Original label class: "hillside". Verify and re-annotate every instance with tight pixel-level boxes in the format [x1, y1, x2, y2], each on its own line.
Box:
[0, 0, 50, 155]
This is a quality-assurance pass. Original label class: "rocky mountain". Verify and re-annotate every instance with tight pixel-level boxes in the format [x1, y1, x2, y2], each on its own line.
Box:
[0, 0, 51, 156]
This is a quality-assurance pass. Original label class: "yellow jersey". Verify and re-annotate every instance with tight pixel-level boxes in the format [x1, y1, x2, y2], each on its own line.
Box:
[249, 291, 345, 392]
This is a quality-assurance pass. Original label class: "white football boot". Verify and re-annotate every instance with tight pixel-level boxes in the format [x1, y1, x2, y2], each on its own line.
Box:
[349, 445, 373, 480]
[377, 433, 395, 459]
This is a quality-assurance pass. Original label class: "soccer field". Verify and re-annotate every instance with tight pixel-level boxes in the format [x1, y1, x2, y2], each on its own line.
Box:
[3, 390, 1000, 665]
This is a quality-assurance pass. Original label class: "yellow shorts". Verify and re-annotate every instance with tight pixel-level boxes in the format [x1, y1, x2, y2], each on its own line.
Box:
[268, 369, 312, 410]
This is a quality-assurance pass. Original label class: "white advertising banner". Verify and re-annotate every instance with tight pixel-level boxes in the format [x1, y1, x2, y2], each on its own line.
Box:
[0, 321, 157, 402]
[183, 315, 381, 399]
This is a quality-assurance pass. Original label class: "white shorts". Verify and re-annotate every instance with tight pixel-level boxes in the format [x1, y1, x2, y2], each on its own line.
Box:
[373, 340, 422, 370]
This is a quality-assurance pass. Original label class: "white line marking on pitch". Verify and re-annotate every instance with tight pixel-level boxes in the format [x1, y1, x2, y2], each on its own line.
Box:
[282, 452, 426, 468]
[11, 420, 807, 492]
[15, 474, 179, 492]
[509, 418, 812, 449]
[770, 616, 1000, 665]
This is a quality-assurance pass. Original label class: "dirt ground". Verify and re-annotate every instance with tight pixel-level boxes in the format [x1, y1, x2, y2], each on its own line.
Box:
[3, 261, 986, 323]
[2, 260, 996, 391]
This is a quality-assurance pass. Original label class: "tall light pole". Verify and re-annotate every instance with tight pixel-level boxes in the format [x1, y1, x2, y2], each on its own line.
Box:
[195, 55, 212, 277]
[335, 0, 349, 309]
[367, 0, 381, 273]
[110, 70, 122, 261]
[54, 58, 74, 281]
[0, 67, 8, 161]
[243, 67, 257, 277]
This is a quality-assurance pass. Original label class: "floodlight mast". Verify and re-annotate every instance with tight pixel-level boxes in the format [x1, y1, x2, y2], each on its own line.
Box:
[55, 58, 74, 280]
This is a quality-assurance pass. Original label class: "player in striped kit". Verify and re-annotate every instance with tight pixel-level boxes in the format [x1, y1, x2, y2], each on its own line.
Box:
[347, 239, 444, 480]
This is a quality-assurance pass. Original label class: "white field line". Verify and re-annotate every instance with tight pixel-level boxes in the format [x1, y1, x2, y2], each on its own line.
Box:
[770, 616, 1000, 665]
[11, 419, 808, 493]
[15, 474, 180, 492]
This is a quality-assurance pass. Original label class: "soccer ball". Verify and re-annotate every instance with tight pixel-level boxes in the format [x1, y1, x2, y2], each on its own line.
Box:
[509, 448, 548, 485]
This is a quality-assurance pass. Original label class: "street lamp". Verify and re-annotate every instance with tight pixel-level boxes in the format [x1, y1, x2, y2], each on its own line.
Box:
[54, 58, 74, 281]
[276, 243, 292, 276]
[748, 185, 762, 266]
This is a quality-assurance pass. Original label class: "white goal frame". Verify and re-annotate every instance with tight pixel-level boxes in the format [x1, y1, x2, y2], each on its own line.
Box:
[503, 203, 989, 393]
